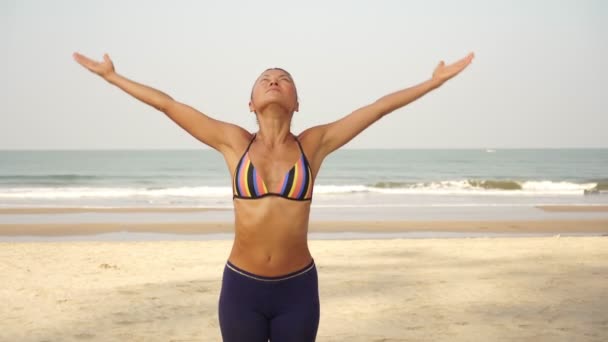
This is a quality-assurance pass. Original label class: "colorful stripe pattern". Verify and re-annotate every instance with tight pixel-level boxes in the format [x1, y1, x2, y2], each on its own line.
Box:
[233, 135, 313, 201]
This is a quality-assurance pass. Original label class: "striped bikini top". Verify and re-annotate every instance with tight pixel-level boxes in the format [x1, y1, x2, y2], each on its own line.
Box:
[233, 133, 313, 201]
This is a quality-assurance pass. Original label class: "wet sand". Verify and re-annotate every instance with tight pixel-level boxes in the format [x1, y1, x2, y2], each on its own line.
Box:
[536, 205, 608, 212]
[1, 219, 607, 237]
[1, 204, 606, 216]
[0, 207, 229, 214]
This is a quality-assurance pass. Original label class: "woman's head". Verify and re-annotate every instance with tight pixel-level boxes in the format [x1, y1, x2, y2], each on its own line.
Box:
[249, 68, 299, 117]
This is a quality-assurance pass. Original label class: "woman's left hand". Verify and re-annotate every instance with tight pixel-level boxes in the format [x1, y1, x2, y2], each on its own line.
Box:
[432, 52, 475, 86]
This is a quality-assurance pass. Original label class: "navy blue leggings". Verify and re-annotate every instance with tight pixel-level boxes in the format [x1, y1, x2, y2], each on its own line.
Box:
[218, 259, 320, 342]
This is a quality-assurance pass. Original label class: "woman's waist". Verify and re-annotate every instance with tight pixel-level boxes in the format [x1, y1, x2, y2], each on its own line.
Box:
[228, 237, 312, 277]
[225, 258, 316, 282]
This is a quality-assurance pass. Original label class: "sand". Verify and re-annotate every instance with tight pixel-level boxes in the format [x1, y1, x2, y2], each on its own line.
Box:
[536, 205, 608, 212]
[1, 236, 607, 341]
[1, 219, 608, 237]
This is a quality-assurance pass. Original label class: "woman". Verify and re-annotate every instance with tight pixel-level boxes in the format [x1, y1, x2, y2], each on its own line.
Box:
[73, 51, 474, 341]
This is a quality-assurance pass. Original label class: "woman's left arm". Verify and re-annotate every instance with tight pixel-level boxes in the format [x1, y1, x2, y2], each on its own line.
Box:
[313, 52, 474, 157]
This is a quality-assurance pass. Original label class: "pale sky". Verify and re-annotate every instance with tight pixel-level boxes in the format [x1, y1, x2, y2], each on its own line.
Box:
[1, 0, 607, 149]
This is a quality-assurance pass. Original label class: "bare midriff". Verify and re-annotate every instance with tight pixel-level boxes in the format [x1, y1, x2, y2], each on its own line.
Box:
[229, 196, 313, 277]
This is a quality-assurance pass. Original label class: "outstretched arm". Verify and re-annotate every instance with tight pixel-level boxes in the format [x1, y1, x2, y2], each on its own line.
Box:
[72, 52, 248, 153]
[311, 52, 475, 157]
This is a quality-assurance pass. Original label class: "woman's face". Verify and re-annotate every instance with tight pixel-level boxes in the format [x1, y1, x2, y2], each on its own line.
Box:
[249, 69, 299, 115]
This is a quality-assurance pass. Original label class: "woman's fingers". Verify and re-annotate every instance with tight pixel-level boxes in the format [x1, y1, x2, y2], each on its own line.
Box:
[73, 52, 98, 70]
[447, 53, 473, 73]
[452, 52, 475, 71]
[456, 52, 474, 68]
[433, 52, 474, 83]
[73, 52, 114, 77]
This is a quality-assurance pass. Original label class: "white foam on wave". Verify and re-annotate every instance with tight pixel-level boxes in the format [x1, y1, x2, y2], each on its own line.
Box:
[0, 180, 600, 200]
[314, 181, 597, 196]
[0, 186, 233, 199]
[520, 181, 597, 192]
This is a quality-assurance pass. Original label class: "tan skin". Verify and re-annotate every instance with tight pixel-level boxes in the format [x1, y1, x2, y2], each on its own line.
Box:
[73, 51, 474, 276]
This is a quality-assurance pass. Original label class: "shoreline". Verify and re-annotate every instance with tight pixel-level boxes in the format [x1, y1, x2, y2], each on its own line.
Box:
[1, 219, 607, 237]
[536, 205, 608, 212]
[0, 204, 607, 215]
[0, 207, 231, 214]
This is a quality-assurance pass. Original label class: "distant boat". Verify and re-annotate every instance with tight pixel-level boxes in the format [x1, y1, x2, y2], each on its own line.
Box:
[485, 149, 496, 153]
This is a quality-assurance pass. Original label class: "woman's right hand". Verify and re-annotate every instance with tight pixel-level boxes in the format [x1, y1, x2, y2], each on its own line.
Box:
[73, 52, 116, 80]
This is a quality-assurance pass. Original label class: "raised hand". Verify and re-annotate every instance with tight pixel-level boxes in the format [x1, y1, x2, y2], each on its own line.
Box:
[432, 52, 474, 86]
[73, 52, 116, 79]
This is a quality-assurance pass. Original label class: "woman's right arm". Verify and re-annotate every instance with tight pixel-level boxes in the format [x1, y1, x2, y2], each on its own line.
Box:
[72, 52, 248, 153]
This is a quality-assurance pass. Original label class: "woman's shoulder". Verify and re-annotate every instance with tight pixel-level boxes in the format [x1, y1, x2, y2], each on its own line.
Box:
[296, 126, 325, 145]
[295, 126, 327, 169]
[220, 128, 255, 161]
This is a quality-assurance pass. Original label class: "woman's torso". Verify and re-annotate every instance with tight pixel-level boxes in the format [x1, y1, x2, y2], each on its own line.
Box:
[223, 132, 321, 276]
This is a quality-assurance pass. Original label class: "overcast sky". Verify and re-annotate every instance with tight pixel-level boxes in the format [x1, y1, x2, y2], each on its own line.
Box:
[1, 0, 606, 149]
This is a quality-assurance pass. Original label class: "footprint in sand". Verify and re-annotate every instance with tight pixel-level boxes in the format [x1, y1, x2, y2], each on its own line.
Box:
[118, 289, 138, 296]
[73, 333, 95, 340]
[115, 319, 153, 325]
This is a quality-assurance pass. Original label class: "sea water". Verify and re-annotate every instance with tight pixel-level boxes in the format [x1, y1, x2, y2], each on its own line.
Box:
[1, 149, 607, 222]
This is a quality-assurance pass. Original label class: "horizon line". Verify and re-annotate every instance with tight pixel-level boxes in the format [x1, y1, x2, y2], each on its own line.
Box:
[1, 147, 607, 151]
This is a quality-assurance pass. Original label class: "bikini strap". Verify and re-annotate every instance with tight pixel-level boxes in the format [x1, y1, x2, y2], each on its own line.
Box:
[293, 134, 311, 166]
[244, 133, 257, 152]
[234, 133, 256, 179]
[293, 134, 304, 153]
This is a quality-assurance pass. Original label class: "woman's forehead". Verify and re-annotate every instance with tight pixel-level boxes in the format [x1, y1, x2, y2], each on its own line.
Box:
[258, 68, 293, 79]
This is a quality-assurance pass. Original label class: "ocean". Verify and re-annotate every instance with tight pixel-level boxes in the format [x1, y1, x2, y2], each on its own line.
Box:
[1, 149, 607, 222]
[1, 148, 607, 206]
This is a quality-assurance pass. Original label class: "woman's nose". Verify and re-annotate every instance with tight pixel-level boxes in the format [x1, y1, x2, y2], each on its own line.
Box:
[269, 80, 278, 86]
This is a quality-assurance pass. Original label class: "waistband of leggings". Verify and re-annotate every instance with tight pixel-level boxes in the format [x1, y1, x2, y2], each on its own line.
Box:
[225, 259, 315, 282]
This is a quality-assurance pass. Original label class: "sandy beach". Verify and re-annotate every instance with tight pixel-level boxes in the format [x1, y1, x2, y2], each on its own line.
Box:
[1, 235, 606, 341]
[1, 206, 607, 341]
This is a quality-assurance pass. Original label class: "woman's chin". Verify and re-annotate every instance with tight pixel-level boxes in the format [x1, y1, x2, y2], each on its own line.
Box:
[257, 102, 294, 115]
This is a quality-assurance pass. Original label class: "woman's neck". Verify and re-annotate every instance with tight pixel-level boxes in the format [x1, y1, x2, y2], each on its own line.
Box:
[255, 106, 293, 147]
